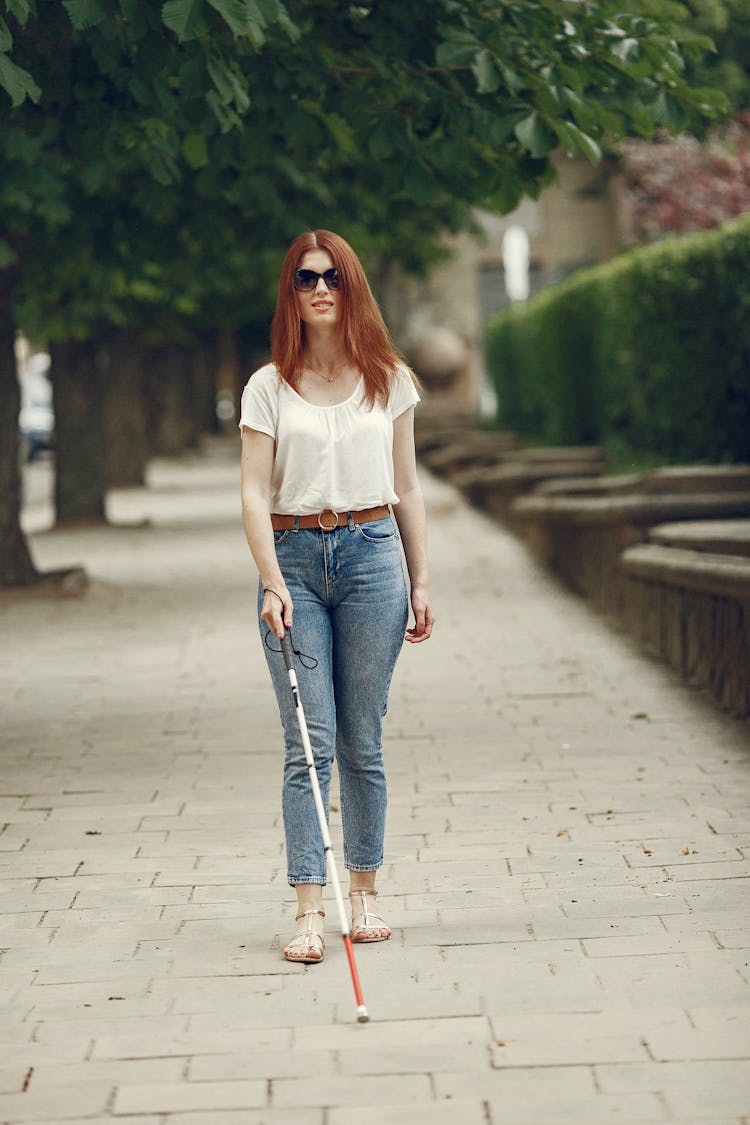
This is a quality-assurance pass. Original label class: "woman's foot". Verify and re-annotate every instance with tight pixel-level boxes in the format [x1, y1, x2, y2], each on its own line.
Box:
[283, 909, 325, 963]
[349, 889, 391, 943]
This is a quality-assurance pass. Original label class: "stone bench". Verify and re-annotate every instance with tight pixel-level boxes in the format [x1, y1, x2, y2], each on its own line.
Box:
[413, 404, 481, 457]
[534, 473, 642, 498]
[640, 465, 750, 494]
[648, 518, 750, 557]
[419, 430, 519, 476]
[515, 445, 607, 466]
[458, 462, 605, 521]
[620, 520, 750, 715]
[455, 447, 608, 522]
[512, 491, 750, 614]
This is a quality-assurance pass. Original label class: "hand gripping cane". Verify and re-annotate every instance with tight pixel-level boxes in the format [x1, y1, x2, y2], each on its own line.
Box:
[280, 631, 369, 1023]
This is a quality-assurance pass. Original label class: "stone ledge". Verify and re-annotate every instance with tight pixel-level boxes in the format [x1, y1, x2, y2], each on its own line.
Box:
[508, 494, 750, 647]
[420, 431, 519, 475]
[619, 542, 750, 716]
[649, 519, 750, 558]
[640, 465, 750, 494]
[514, 445, 606, 465]
[535, 474, 642, 498]
[513, 492, 750, 527]
[456, 461, 605, 520]
[620, 543, 750, 600]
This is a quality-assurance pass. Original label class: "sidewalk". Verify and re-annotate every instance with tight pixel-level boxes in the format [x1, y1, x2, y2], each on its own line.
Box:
[2, 439, 749, 1125]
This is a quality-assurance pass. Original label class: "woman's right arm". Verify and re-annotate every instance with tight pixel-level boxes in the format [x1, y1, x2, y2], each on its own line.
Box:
[240, 427, 292, 639]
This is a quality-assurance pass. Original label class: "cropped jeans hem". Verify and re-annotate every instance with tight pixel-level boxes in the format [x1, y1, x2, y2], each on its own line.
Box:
[288, 875, 327, 887]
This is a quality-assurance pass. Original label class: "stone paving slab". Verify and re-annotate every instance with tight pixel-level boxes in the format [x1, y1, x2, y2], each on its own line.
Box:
[1, 441, 749, 1124]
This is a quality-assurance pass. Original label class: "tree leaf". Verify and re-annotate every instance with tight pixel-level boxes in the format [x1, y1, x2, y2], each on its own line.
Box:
[402, 160, 435, 204]
[161, 0, 210, 41]
[0, 238, 18, 268]
[556, 120, 602, 165]
[611, 36, 641, 65]
[368, 120, 392, 160]
[0, 51, 41, 105]
[435, 30, 477, 69]
[182, 131, 209, 168]
[207, 0, 262, 41]
[514, 111, 556, 158]
[472, 49, 500, 94]
[622, 98, 654, 136]
[562, 87, 597, 131]
[253, 0, 282, 20]
[687, 85, 730, 113]
[206, 52, 250, 111]
[0, 17, 13, 52]
[5, 1, 33, 25]
[206, 88, 240, 131]
[62, 0, 109, 29]
[499, 64, 525, 95]
[652, 90, 688, 130]
[322, 111, 355, 155]
[488, 110, 528, 146]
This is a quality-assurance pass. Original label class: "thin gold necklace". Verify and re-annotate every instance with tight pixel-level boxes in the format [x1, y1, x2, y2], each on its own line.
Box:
[308, 363, 345, 384]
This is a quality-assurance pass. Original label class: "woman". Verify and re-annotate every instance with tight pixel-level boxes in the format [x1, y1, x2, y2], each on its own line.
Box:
[240, 229, 434, 964]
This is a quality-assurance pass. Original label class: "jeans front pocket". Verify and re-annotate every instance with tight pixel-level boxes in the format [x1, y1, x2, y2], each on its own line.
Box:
[273, 528, 291, 546]
[355, 518, 397, 542]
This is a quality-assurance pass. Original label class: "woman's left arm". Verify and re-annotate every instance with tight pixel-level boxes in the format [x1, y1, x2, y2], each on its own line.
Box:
[392, 407, 435, 643]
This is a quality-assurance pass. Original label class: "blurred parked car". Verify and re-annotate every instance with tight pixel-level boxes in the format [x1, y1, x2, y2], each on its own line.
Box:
[19, 353, 54, 460]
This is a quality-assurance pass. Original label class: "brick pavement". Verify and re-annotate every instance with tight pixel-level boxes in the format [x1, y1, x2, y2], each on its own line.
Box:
[1, 439, 749, 1124]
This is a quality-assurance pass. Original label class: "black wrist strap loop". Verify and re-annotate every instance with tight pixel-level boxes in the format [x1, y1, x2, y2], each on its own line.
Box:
[263, 629, 318, 670]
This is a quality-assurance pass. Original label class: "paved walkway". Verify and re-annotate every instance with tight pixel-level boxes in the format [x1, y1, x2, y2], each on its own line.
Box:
[2, 439, 749, 1125]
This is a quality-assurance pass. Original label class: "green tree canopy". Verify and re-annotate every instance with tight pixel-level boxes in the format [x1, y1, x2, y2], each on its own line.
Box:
[683, 0, 750, 120]
[0, 0, 731, 586]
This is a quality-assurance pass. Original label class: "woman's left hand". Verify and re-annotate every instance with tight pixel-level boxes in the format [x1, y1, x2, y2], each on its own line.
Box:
[406, 585, 435, 644]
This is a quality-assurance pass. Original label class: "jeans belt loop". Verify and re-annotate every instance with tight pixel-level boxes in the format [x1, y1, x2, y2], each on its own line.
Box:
[293, 515, 300, 532]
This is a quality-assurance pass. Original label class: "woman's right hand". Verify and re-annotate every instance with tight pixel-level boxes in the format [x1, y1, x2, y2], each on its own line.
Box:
[261, 585, 293, 639]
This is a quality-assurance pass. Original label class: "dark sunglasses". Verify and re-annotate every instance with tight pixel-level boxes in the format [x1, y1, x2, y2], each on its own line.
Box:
[293, 267, 340, 292]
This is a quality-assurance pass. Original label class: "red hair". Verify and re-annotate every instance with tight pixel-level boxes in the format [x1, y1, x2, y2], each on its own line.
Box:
[271, 229, 417, 407]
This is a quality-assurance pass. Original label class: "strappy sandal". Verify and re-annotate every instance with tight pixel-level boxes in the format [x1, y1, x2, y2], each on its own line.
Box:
[349, 889, 391, 943]
[283, 909, 325, 964]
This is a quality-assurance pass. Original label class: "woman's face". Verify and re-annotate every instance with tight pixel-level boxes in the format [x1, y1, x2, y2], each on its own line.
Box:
[295, 249, 341, 329]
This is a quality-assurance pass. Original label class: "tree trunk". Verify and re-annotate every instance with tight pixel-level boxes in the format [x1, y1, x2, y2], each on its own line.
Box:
[104, 328, 149, 488]
[146, 343, 198, 457]
[215, 325, 240, 433]
[236, 322, 268, 404]
[193, 332, 219, 436]
[52, 338, 107, 525]
[0, 295, 39, 586]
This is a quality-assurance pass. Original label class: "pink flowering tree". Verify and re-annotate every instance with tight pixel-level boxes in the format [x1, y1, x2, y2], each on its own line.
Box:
[620, 114, 750, 243]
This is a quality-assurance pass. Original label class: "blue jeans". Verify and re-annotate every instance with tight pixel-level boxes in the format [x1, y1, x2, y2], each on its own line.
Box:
[258, 515, 409, 886]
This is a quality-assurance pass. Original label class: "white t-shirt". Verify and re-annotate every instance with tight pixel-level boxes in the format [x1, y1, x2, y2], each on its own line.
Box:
[239, 362, 420, 515]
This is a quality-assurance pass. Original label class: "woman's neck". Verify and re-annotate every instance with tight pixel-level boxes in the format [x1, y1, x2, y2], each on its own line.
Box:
[304, 334, 350, 380]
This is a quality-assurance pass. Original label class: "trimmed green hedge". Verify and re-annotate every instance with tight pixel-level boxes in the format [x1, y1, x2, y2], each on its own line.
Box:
[486, 214, 750, 464]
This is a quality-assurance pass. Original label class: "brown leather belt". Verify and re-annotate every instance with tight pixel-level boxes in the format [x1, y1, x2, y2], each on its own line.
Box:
[271, 505, 390, 531]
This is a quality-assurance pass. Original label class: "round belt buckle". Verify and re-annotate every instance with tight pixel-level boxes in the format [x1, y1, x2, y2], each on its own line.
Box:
[318, 508, 339, 531]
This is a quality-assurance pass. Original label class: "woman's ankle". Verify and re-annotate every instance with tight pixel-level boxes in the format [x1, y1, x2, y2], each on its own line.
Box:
[293, 884, 324, 915]
[348, 873, 378, 896]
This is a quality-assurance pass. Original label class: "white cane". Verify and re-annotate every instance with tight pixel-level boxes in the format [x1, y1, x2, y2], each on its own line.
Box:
[280, 630, 369, 1023]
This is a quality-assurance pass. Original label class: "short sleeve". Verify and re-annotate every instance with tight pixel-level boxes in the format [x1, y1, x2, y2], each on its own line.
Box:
[238, 363, 279, 438]
[388, 366, 420, 421]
